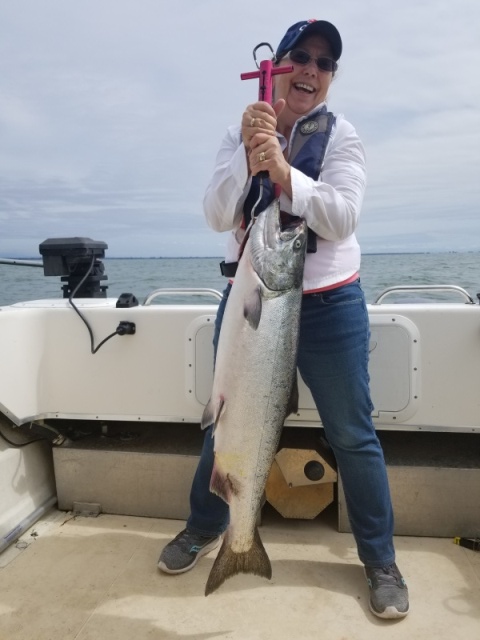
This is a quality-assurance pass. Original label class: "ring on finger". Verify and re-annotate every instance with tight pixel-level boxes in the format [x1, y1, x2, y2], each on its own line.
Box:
[250, 117, 256, 127]
[258, 151, 266, 162]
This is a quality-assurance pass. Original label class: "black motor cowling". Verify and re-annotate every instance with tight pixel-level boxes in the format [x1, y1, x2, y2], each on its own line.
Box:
[39, 237, 108, 298]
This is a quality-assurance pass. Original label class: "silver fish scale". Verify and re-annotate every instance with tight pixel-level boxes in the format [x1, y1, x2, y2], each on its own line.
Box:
[207, 201, 306, 559]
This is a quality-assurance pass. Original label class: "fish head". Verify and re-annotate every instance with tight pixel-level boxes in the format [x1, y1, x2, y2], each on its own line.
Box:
[250, 200, 307, 292]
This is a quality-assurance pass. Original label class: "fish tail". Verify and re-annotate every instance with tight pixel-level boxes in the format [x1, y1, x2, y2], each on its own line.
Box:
[205, 527, 271, 596]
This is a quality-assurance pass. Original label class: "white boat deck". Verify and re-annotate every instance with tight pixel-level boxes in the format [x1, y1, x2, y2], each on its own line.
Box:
[0, 506, 479, 640]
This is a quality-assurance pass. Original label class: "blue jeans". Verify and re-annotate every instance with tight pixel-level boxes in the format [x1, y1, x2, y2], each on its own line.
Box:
[187, 280, 395, 567]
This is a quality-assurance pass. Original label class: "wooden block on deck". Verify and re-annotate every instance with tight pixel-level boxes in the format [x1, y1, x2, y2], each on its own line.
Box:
[266, 460, 334, 519]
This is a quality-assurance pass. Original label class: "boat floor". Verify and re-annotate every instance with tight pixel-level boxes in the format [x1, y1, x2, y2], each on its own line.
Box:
[0, 506, 479, 640]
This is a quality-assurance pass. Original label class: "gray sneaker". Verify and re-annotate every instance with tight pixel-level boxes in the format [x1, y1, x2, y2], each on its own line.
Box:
[364, 563, 409, 619]
[157, 528, 221, 574]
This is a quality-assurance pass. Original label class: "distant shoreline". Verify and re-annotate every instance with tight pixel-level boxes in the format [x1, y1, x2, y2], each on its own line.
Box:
[2, 250, 479, 261]
[0, 249, 480, 260]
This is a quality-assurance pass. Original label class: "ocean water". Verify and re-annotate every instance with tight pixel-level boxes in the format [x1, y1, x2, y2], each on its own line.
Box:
[0, 252, 479, 307]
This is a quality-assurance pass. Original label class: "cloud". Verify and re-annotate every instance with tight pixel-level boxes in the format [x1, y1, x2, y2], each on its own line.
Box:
[0, 1, 479, 257]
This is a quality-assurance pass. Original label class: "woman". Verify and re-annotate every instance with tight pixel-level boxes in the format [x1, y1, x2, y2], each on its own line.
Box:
[158, 19, 409, 620]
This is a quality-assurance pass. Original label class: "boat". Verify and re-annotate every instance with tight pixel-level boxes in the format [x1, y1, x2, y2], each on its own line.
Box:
[0, 237, 479, 638]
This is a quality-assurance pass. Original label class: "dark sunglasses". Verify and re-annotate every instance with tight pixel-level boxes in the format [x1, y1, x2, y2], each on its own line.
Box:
[287, 49, 338, 73]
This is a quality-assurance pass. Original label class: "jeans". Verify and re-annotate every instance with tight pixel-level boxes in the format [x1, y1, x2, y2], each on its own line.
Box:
[187, 280, 395, 567]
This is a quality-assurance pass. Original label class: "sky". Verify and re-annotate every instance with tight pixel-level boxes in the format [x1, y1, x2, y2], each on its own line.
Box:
[0, 0, 479, 258]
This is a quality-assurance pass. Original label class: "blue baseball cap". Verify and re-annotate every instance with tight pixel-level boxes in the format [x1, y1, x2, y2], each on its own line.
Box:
[275, 19, 342, 62]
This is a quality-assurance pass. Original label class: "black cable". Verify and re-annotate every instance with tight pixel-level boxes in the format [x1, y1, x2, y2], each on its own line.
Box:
[67, 254, 123, 354]
[0, 426, 46, 448]
[90, 330, 122, 354]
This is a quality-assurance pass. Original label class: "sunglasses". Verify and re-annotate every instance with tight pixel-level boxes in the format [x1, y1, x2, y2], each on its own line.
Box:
[287, 49, 338, 73]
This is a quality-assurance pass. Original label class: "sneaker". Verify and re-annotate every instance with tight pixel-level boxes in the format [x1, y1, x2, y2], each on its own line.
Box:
[364, 563, 409, 619]
[157, 528, 221, 574]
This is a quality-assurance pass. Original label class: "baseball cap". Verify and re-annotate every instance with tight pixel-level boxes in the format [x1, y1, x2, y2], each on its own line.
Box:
[275, 19, 342, 62]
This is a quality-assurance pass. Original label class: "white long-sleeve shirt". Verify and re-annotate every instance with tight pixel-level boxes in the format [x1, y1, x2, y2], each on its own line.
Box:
[203, 104, 367, 292]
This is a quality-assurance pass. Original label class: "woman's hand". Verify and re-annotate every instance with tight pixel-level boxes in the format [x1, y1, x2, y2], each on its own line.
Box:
[248, 133, 290, 188]
[241, 101, 278, 150]
[241, 99, 291, 194]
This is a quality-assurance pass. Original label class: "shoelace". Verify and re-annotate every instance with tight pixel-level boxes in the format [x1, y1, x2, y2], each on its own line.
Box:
[175, 529, 212, 548]
[173, 530, 194, 546]
[372, 566, 402, 586]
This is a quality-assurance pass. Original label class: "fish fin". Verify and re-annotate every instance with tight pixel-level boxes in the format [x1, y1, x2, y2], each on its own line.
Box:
[205, 527, 271, 596]
[243, 286, 262, 330]
[201, 396, 225, 432]
[285, 375, 299, 417]
[209, 462, 239, 504]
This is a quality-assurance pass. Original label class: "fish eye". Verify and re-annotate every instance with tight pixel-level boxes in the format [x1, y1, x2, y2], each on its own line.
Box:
[294, 239, 302, 249]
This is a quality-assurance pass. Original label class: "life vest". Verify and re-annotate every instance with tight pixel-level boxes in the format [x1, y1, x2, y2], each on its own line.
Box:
[243, 105, 336, 253]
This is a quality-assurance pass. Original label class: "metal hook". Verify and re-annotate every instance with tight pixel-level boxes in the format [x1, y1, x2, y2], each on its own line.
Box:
[252, 42, 274, 69]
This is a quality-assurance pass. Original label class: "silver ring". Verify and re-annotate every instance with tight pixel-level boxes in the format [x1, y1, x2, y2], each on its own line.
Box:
[250, 117, 256, 127]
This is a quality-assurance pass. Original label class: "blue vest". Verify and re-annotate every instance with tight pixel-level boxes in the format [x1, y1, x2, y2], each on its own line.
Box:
[243, 105, 336, 253]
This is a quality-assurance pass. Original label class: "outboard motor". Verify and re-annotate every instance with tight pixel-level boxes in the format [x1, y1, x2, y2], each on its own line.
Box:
[39, 237, 108, 298]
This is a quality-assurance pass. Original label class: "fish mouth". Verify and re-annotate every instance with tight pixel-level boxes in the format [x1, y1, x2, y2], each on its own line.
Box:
[280, 217, 304, 233]
[265, 206, 305, 250]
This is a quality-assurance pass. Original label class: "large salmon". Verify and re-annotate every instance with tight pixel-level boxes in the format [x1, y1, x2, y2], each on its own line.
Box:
[202, 200, 307, 596]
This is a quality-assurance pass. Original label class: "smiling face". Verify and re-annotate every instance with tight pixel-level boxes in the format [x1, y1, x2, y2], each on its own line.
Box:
[274, 34, 334, 130]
